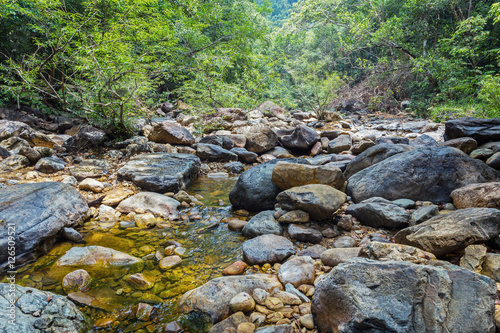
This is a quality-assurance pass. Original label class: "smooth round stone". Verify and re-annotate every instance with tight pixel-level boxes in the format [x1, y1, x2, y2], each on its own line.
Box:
[223, 261, 248, 276]
[230, 292, 256, 312]
[228, 219, 248, 231]
[159, 255, 182, 270]
[62, 269, 92, 293]
[126, 273, 154, 290]
[393, 199, 416, 209]
[299, 314, 315, 329]
[134, 213, 157, 228]
[237, 322, 256, 333]
[333, 236, 357, 248]
[78, 178, 104, 193]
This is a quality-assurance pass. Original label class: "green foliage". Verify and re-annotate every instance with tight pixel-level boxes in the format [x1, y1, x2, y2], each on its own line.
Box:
[478, 74, 500, 117]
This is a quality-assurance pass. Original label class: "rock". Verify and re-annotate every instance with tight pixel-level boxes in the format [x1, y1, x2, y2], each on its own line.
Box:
[149, 121, 195, 145]
[360, 242, 436, 264]
[69, 165, 107, 181]
[345, 198, 410, 229]
[215, 107, 248, 122]
[278, 256, 315, 287]
[312, 258, 496, 333]
[19, 146, 41, 163]
[238, 322, 256, 333]
[437, 137, 478, 154]
[393, 198, 416, 209]
[62, 269, 92, 292]
[350, 140, 376, 155]
[225, 161, 244, 174]
[0, 154, 30, 172]
[347, 147, 500, 203]
[159, 255, 182, 270]
[333, 236, 357, 248]
[98, 205, 121, 221]
[56, 246, 144, 277]
[118, 153, 201, 193]
[208, 312, 248, 333]
[242, 235, 295, 265]
[79, 178, 105, 193]
[280, 125, 319, 150]
[0, 136, 30, 153]
[395, 208, 500, 257]
[63, 125, 107, 152]
[230, 293, 256, 312]
[165, 321, 184, 333]
[196, 143, 238, 162]
[127, 273, 155, 290]
[33, 156, 66, 173]
[258, 101, 285, 119]
[179, 274, 283, 323]
[410, 205, 439, 225]
[229, 158, 309, 212]
[299, 314, 315, 329]
[487, 152, 500, 169]
[278, 210, 309, 224]
[135, 213, 157, 228]
[337, 215, 353, 231]
[287, 224, 322, 243]
[298, 244, 326, 259]
[0, 146, 10, 158]
[327, 134, 352, 153]
[276, 184, 346, 221]
[0, 283, 89, 332]
[409, 134, 437, 147]
[102, 188, 135, 206]
[0, 120, 33, 141]
[264, 147, 293, 159]
[344, 143, 414, 179]
[61, 175, 78, 186]
[242, 211, 283, 238]
[271, 162, 345, 191]
[230, 148, 258, 163]
[450, 183, 500, 209]
[255, 325, 293, 333]
[0, 182, 89, 269]
[470, 148, 494, 160]
[61, 227, 85, 243]
[116, 192, 180, 219]
[444, 117, 500, 144]
[223, 261, 248, 276]
[482, 253, 500, 282]
[320, 248, 361, 266]
[245, 127, 278, 154]
[459, 244, 487, 273]
[200, 135, 235, 150]
[228, 219, 248, 231]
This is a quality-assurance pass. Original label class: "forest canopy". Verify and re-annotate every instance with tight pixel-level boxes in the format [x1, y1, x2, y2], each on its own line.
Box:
[0, 0, 499, 135]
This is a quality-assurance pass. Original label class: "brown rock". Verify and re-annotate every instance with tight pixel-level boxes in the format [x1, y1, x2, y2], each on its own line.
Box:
[159, 255, 182, 270]
[102, 188, 134, 206]
[62, 269, 92, 293]
[148, 121, 195, 145]
[228, 219, 248, 231]
[271, 162, 346, 191]
[450, 183, 500, 209]
[223, 261, 248, 276]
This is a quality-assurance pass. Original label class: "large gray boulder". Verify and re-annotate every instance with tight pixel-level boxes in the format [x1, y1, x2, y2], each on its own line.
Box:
[280, 124, 320, 151]
[179, 274, 283, 324]
[245, 127, 278, 154]
[148, 121, 195, 145]
[312, 258, 496, 333]
[347, 147, 500, 203]
[0, 182, 89, 269]
[0, 283, 89, 333]
[444, 117, 500, 144]
[62, 125, 107, 152]
[196, 143, 238, 162]
[395, 208, 500, 257]
[344, 143, 414, 179]
[242, 234, 295, 265]
[229, 158, 309, 212]
[117, 153, 200, 193]
[345, 197, 410, 229]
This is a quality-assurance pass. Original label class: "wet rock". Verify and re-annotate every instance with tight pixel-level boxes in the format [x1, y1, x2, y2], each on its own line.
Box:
[287, 224, 322, 244]
[56, 246, 144, 277]
[395, 208, 500, 257]
[242, 234, 295, 265]
[278, 210, 309, 224]
[102, 188, 135, 206]
[345, 198, 410, 229]
[164, 321, 184, 333]
[149, 121, 195, 145]
[278, 256, 315, 287]
[242, 211, 283, 238]
[437, 137, 478, 154]
[62, 269, 92, 292]
[159, 255, 182, 270]
[34, 156, 66, 173]
[298, 244, 327, 259]
[312, 258, 496, 333]
[444, 117, 500, 144]
[223, 261, 248, 276]
[0, 283, 89, 332]
[0, 154, 30, 172]
[277, 184, 346, 221]
[98, 205, 121, 221]
[179, 274, 283, 323]
[271, 162, 345, 190]
[61, 227, 85, 243]
[225, 161, 244, 174]
[79, 178, 104, 193]
[135, 213, 157, 228]
[200, 135, 235, 150]
[196, 143, 238, 162]
[127, 273, 155, 290]
[0, 182, 89, 269]
[450, 183, 500, 209]
[359, 242, 436, 264]
[245, 127, 279, 154]
[116, 192, 180, 219]
[320, 248, 361, 266]
[229, 158, 309, 212]
[343, 143, 414, 179]
[118, 153, 200, 193]
[459, 244, 487, 273]
[63, 125, 107, 152]
[327, 134, 352, 153]
[230, 148, 258, 163]
[410, 205, 439, 225]
[280, 124, 319, 151]
[347, 147, 500, 203]
[230, 293, 255, 312]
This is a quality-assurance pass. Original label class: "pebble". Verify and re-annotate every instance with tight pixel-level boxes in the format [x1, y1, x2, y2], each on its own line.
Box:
[230, 292, 256, 312]
[223, 261, 248, 275]
[159, 256, 182, 270]
[78, 178, 105, 193]
[299, 314, 315, 329]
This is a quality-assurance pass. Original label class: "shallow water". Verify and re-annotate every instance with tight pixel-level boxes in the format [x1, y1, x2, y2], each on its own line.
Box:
[1, 177, 246, 332]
